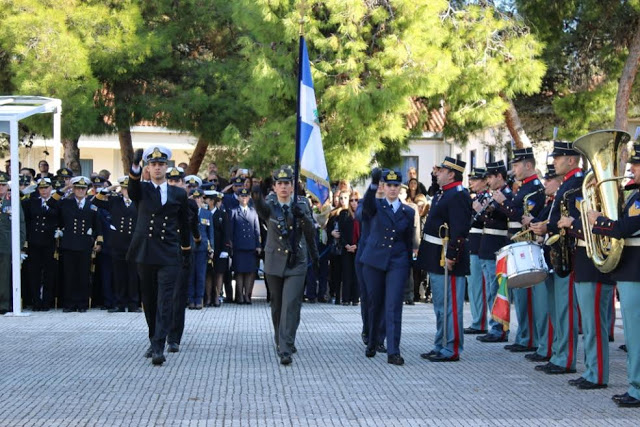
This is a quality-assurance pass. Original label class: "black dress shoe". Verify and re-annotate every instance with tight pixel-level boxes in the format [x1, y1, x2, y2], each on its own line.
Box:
[307, 298, 316, 304]
[420, 350, 438, 359]
[535, 362, 554, 372]
[128, 306, 142, 313]
[616, 394, 640, 407]
[405, 300, 415, 305]
[544, 364, 576, 374]
[78, 308, 87, 313]
[477, 334, 507, 343]
[291, 346, 297, 354]
[504, 343, 521, 351]
[280, 355, 292, 365]
[144, 346, 153, 358]
[317, 297, 328, 303]
[568, 377, 587, 386]
[387, 354, 404, 365]
[62, 308, 74, 313]
[463, 327, 487, 335]
[612, 392, 630, 402]
[620, 344, 628, 352]
[376, 344, 387, 353]
[351, 301, 359, 306]
[167, 343, 180, 353]
[151, 352, 166, 366]
[508, 344, 537, 353]
[525, 353, 551, 362]
[365, 347, 376, 358]
[428, 353, 459, 362]
[108, 307, 125, 313]
[577, 380, 607, 390]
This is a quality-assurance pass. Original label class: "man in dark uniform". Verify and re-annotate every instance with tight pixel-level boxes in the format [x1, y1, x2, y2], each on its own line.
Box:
[92, 176, 140, 312]
[127, 146, 192, 366]
[476, 160, 513, 343]
[530, 140, 584, 374]
[588, 142, 640, 406]
[23, 178, 59, 311]
[465, 167, 489, 335]
[204, 190, 231, 307]
[360, 169, 416, 366]
[522, 164, 561, 363]
[417, 157, 472, 362]
[52, 176, 103, 312]
[251, 166, 319, 366]
[493, 148, 546, 352]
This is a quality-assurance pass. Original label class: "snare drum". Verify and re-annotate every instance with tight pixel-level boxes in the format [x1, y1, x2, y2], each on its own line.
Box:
[496, 241, 548, 288]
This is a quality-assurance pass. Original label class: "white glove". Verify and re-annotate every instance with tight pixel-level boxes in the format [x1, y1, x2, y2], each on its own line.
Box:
[87, 228, 92, 236]
[54, 229, 63, 238]
[20, 253, 28, 263]
[219, 251, 229, 259]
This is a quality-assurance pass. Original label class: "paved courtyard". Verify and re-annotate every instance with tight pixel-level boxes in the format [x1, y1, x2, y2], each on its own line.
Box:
[0, 287, 636, 426]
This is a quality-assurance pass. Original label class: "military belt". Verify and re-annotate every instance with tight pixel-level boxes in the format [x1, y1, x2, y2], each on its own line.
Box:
[508, 221, 522, 229]
[483, 228, 508, 237]
[624, 237, 640, 247]
[469, 227, 483, 234]
[422, 233, 443, 246]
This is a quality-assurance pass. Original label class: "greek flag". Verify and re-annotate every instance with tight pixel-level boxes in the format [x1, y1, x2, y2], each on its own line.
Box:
[298, 37, 330, 205]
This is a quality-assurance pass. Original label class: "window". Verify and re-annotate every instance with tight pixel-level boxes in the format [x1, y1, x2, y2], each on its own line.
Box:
[469, 150, 476, 168]
[398, 156, 418, 183]
[61, 159, 94, 177]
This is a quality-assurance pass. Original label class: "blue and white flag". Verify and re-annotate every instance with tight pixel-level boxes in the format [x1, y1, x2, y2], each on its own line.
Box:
[298, 37, 330, 205]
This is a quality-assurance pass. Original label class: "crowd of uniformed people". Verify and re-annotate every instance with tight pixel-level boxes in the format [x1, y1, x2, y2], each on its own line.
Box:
[1, 136, 639, 407]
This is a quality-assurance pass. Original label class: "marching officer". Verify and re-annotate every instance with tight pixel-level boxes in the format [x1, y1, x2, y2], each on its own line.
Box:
[522, 164, 562, 363]
[360, 169, 416, 366]
[53, 176, 103, 312]
[465, 167, 489, 335]
[92, 176, 139, 312]
[204, 190, 231, 307]
[417, 157, 471, 362]
[23, 178, 59, 311]
[127, 146, 192, 365]
[251, 166, 319, 366]
[476, 160, 513, 343]
[494, 148, 545, 352]
[0, 172, 26, 314]
[530, 140, 583, 374]
[587, 142, 640, 406]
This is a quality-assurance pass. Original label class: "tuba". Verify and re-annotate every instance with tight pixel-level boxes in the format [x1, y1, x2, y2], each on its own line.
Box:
[573, 129, 631, 273]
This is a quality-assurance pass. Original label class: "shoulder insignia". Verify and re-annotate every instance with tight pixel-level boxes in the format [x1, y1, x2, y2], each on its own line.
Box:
[91, 205, 98, 211]
[504, 188, 511, 194]
[575, 172, 584, 178]
[575, 196, 583, 210]
[630, 200, 640, 217]
[456, 185, 463, 192]
[534, 179, 540, 186]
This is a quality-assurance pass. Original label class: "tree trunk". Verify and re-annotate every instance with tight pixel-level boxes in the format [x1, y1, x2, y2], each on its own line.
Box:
[614, 26, 640, 131]
[501, 94, 531, 149]
[62, 137, 81, 176]
[118, 128, 134, 173]
[186, 136, 209, 176]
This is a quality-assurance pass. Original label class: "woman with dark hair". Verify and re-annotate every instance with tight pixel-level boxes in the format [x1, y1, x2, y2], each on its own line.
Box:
[407, 178, 420, 203]
[336, 190, 361, 305]
[327, 190, 343, 304]
[230, 188, 261, 304]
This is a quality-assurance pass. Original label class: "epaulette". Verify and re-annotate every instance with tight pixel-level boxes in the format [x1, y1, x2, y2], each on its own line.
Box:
[456, 185, 463, 192]
[534, 179, 540, 186]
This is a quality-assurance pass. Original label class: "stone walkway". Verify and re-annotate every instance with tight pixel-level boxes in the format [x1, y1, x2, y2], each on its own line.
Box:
[0, 296, 636, 426]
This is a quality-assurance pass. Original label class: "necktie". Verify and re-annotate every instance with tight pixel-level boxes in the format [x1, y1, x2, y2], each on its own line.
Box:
[77, 200, 82, 209]
[282, 204, 289, 219]
[156, 185, 162, 204]
[124, 198, 131, 208]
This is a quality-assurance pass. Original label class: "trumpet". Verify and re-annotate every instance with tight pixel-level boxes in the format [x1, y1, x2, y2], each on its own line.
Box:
[511, 187, 545, 242]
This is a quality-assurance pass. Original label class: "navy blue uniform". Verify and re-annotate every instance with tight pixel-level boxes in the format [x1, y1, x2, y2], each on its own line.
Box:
[230, 206, 260, 273]
[360, 185, 415, 358]
[417, 181, 471, 358]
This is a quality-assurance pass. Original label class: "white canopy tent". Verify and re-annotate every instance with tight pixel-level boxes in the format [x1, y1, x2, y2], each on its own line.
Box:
[0, 96, 62, 316]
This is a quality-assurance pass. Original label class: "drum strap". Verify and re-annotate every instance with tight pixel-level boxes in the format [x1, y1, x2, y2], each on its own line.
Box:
[624, 237, 640, 247]
[483, 228, 508, 237]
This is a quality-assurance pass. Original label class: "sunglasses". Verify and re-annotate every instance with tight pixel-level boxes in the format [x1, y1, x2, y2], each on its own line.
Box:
[349, 199, 358, 202]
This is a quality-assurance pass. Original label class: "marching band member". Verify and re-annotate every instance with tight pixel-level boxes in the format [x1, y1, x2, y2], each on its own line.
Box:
[464, 167, 489, 335]
[586, 143, 640, 405]
[494, 148, 545, 352]
[476, 160, 512, 343]
[522, 164, 561, 363]
[530, 141, 582, 375]
[361, 169, 416, 365]
[417, 157, 471, 362]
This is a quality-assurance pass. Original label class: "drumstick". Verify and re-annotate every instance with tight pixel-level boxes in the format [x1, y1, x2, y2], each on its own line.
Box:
[510, 219, 550, 241]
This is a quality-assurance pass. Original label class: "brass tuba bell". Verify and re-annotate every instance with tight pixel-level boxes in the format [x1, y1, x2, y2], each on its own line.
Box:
[573, 129, 631, 273]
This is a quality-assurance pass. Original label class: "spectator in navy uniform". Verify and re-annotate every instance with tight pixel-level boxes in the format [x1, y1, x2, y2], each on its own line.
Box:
[230, 188, 261, 304]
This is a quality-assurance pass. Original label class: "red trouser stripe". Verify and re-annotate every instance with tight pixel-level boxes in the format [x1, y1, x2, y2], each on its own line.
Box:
[547, 317, 553, 357]
[451, 276, 460, 358]
[481, 275, 486, 330]
[595, 282, 604, 384]
[567, 273, 575, 370]
[527, 287, 534, 348]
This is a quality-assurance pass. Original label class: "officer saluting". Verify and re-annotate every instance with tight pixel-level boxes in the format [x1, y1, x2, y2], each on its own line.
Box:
[92, 176, 139, 312]
[360, 168, 416, 366]
[417, 157, 471, 362]
[127, 146, 192, 366]
[251, 166, 318, 366]
[587, 143, 640, 407]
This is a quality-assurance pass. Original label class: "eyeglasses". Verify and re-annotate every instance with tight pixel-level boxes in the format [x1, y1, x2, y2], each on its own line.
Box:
[349, 199, 358, 202]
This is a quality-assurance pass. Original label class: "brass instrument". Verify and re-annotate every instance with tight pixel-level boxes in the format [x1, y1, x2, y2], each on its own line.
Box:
[574, 129, 631, 273]
[511, 187, 545, 242]
[546, 187, 581, 277]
